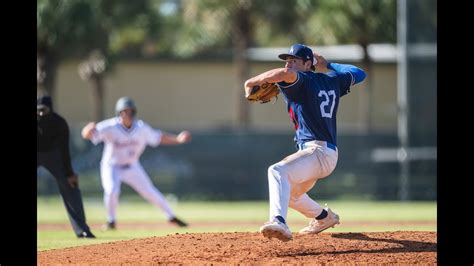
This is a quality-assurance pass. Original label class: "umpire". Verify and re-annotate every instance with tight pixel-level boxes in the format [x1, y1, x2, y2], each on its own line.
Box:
[37, 95, 95, 238]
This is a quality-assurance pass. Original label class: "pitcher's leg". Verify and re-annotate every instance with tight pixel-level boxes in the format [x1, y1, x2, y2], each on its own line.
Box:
[289, 192, 325, 218]
[288, 146, 339, 218]
[122, 165, 175, 219]
[267, 148, 321, 221]
[267, 163, 291, 221]
[288, 178, 324, 218]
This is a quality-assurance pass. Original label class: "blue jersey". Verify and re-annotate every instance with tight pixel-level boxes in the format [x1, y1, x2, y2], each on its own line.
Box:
[277, 63, 365, 147]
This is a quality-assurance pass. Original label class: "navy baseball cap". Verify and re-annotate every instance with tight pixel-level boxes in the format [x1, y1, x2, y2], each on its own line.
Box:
[278, 44, 315, 70]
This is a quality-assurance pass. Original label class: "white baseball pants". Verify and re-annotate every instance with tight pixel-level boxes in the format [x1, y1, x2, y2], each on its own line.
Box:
[267, 140, 338, 221]
[100, 162, 175, 222]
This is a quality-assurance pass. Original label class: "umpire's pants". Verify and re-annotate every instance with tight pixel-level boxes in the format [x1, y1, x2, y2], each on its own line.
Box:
[37, 149, 91, 236]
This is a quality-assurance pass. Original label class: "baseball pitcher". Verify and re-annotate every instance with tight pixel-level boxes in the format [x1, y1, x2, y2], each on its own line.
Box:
[81, 97, 190, 230]
[244, 44, 366, 242]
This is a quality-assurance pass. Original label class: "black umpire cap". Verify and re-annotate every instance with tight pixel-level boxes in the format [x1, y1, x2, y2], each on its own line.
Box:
[37, 95, 53, 110]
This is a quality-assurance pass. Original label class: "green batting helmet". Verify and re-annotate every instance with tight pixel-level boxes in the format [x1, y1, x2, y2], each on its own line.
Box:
[115, 96, 137, 116]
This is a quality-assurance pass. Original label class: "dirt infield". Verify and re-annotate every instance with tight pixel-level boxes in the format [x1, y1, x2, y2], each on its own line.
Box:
[38, 231, 436, 264]
[38, 220, 436, 230]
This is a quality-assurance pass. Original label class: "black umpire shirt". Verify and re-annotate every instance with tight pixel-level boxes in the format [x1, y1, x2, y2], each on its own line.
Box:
[37, 112, 75, 177]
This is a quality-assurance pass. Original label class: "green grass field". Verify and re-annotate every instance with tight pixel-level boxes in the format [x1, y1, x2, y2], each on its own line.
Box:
[37, 196, 436, 251]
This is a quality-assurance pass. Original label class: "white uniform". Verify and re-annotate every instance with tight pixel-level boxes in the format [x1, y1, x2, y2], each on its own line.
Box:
[91, 117, 175, 223]
[267, 140, 338, 220]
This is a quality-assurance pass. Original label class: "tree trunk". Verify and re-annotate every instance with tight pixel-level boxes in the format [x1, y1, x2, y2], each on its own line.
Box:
[232, 2, 252, 129]
[90, 76, 105, 121]
[37, 52, 58, 98]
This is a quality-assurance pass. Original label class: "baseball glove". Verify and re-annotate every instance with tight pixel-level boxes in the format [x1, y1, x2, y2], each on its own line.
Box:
[246, 82, 280, 104]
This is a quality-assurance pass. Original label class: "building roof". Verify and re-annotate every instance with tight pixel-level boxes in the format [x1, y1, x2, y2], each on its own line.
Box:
[247, 43, 436, 63]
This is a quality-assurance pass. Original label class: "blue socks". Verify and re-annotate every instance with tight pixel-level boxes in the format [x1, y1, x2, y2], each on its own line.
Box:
[275, 215, 286, 224]
[316, 209, 328, 220]
[274, 210, 326, 224]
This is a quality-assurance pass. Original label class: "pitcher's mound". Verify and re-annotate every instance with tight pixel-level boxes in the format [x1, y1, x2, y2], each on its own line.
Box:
[38, 231, 436, 264]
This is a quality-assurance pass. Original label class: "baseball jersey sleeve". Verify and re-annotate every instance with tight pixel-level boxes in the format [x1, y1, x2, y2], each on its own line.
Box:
[90, 120, 112, 145]
[327, 62, 367, 97]
[277, 71, 306, 100]
[143, 123, 163, 147]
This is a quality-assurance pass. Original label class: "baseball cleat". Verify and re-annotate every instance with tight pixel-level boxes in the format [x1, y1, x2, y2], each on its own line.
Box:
[299, 207, 340, 234]
[169, 217, 188, 227]
[259, 219, 292, 242]
[77, 231, 96, 238]
[102, 221, 116, 231]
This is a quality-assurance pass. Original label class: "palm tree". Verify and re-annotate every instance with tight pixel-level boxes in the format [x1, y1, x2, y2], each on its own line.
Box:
[173, 0, 319, 128]
[37, 0, 105, 98]
[315, 0, 397, 133]
[78, 50, 107, 121]
[38, 0, 161, 120]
